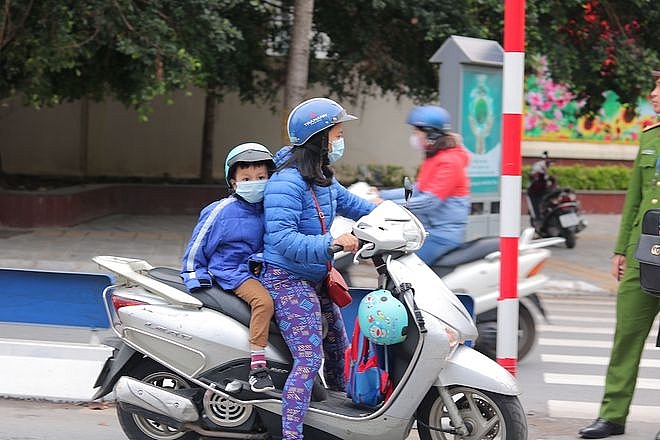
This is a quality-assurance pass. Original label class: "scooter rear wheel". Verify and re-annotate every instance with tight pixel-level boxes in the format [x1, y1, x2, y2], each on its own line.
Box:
[562, 229, 576, 248]
[416, 386, 527, 440]
[117, 359, 199, 440]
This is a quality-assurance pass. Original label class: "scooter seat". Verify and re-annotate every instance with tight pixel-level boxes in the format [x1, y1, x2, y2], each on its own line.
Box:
[432, 236, 501, 276]
[147, 267, 330, 402]
[146, 267, 280, 335]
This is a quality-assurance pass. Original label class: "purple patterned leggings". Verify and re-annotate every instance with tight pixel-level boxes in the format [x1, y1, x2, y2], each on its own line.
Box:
[261, 264, 348, 440]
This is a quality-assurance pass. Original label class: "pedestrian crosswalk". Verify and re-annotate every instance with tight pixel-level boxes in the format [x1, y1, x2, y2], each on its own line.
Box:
[536, 295, 660, 423]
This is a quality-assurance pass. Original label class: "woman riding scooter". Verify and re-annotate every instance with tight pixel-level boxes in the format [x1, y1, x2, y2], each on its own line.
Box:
[375, 105, 471, 265]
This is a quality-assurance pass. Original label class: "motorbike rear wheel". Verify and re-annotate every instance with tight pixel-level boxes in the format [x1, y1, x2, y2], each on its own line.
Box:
[416, 386, 527, 440]
[117, 359, 200, 440]
[562, 229, 576, 249]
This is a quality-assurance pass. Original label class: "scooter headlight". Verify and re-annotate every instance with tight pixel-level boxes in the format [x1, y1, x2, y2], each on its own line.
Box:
[401, 211, 427, 252]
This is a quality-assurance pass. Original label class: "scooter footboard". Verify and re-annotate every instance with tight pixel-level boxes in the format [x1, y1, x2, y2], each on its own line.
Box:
[434, 345, 520, 395]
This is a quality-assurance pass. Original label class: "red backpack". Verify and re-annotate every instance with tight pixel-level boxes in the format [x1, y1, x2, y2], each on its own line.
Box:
[344, 318, 393, 407]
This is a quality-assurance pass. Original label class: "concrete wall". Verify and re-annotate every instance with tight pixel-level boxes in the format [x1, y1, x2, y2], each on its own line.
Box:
[6, 88, 634, 182]
[0, 89, 419, 180]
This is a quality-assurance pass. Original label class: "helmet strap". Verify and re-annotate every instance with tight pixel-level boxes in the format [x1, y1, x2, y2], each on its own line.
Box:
[424, 132, 456, 158]
[420, 126, 443, 141]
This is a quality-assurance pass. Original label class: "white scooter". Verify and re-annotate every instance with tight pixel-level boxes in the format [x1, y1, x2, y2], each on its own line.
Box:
[432, 229, 563, 361]
[332, 183, 564, 362]
[92, 200, 527, 440]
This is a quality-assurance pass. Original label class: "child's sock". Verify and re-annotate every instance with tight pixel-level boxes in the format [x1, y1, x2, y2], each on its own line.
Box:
[250, 349, 266, 370]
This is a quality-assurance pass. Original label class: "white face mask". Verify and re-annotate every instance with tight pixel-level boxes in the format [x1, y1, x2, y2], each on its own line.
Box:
[328, 138, 345, 164]
[409, 134, 425, 151]
[235, 180, 267, 203]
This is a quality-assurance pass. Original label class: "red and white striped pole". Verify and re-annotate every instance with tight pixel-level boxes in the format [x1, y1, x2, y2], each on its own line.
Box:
[497, 0, 525, 376]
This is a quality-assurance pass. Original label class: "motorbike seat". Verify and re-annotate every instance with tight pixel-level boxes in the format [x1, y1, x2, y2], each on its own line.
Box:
[146, 267, 280, 335]
[432, 236, 501, 276]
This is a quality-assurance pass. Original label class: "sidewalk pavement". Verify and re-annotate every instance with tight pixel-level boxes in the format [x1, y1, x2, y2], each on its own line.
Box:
[0, 212, 620, 291]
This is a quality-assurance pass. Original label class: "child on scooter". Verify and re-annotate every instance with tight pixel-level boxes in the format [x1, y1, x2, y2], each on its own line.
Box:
[180, 143, 276, 393]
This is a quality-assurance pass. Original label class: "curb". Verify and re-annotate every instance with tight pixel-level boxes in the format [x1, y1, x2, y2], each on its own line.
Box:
[0, 338, 113, 402]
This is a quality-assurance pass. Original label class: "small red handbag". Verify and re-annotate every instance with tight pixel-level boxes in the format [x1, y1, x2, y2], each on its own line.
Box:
[325, 267, 351, 307]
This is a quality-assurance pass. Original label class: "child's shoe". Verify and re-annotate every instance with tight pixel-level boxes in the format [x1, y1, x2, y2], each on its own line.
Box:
[249, 367, 274, 393]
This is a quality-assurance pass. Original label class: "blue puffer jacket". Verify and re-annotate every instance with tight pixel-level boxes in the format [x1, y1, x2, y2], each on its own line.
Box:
[263, 147, 376, 283]
[181, 195, 264, 292]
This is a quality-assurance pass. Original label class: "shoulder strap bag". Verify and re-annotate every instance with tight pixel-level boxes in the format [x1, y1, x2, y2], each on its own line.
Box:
[309, 187, 352, 307]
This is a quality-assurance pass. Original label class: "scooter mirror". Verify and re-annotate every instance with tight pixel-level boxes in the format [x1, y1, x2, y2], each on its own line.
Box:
[404, 177, 413, 207]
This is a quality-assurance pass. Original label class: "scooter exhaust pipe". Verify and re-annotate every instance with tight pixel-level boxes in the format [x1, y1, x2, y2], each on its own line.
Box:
[114, 376, 199, 423]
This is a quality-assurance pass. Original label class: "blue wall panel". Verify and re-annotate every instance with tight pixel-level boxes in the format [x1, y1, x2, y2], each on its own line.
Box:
[0, 268, 113, 328]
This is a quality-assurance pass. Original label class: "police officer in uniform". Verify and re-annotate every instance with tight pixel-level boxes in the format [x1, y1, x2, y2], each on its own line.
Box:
[579, 68, 660, 439]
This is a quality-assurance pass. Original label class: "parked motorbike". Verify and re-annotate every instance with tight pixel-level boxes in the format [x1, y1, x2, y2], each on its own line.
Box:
[333, 182, 563, 362]
[526, 151, 587, 248]
[92, 200, 527, 440]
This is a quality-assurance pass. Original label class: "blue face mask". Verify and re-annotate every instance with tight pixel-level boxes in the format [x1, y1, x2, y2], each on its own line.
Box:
[328, 138, 345, 164]
[235, 180, 267, 203]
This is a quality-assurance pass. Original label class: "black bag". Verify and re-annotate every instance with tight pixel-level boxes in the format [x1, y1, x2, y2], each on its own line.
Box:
[634, 209, 660, 297]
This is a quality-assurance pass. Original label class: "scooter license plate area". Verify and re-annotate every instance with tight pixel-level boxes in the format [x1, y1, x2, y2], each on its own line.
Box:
[559, 212, 579, 227]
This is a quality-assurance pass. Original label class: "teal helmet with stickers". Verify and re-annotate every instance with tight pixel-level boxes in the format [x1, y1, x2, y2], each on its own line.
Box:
[357, 289, 408, 345]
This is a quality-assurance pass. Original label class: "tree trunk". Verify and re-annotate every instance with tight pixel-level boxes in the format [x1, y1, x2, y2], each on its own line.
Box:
[282, 0, 314, 142]
[200, 93, 216, 183]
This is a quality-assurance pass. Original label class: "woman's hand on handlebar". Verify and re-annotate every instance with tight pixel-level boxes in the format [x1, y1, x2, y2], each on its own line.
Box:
[332, 233, 359, 253]
[368, 186, 384, 204]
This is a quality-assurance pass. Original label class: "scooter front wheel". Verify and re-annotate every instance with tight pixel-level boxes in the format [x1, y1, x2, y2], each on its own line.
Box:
[416, 386, 527, 440]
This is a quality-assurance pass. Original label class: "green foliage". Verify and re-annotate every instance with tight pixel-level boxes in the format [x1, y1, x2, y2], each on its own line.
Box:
[0, 0, 247, 117]
[522, 164, 631, 190]
[311, 0, 499, 103]
[2, 0, 658, 130]
[1, 0, 653, 190]
[526, 0, 660, 115]
[334, 163, 408, 188]
[337, 163, 631, 191]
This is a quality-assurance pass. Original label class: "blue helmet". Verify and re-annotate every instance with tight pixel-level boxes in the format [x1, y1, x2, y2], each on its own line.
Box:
[224, 143, 274, 186]
[358, 289, 408, 345]
[406, 105, 451, 133]
[287, 98, 357, 146]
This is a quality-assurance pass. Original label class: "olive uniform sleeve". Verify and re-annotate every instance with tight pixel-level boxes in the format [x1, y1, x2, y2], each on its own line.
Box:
[614, 151, 643, 255]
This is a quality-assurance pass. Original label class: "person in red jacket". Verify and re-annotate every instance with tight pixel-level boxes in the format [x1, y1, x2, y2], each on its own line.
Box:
[377, 105, 471, 265]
